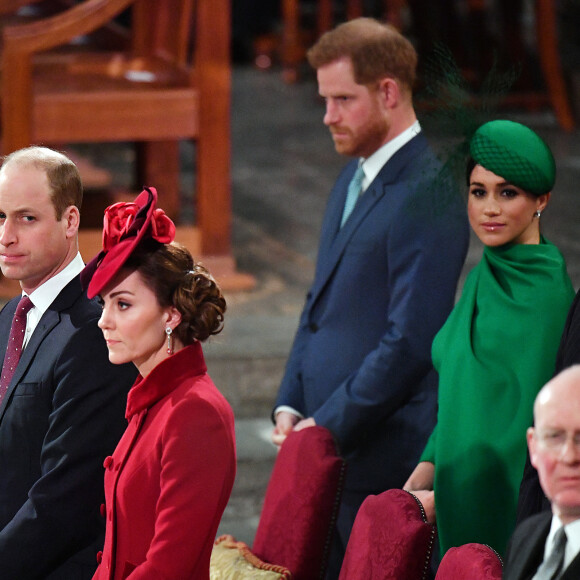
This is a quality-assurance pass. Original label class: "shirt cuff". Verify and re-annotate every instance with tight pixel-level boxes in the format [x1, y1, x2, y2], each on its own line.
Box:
[274, 406, 304, 420]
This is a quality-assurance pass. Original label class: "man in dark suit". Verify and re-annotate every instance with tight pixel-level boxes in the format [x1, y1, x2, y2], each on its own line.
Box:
[504, 366, 580, 580]
[271, 18, 469, 577]
[0, 146, 137, 579]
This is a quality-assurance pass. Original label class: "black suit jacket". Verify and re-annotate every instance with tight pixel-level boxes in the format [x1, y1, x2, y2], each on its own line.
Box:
[517, 289, 580, 523]
[0, 275, 137, 579]
[504, 511, 580, 580]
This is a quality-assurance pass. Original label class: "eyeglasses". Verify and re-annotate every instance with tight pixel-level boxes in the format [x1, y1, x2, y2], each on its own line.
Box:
[535, 429, 580, 455]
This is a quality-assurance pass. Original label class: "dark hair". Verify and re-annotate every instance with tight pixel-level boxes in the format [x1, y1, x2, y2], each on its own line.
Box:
[125, 241, 226, 343]
[466, 157, 477, 187]
[306, 17, 417, 92]
[1, 146, 83, 218]
[466, 156, 546, 198]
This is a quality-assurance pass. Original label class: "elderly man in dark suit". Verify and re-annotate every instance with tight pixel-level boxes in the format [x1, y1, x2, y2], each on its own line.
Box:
[0, 146, 136, 579]
[504, 365, 580, 580]
[271, 18, 469, 577]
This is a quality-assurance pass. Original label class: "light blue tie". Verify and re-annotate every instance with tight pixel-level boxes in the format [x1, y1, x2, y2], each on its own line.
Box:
[340, 164, 365, 227]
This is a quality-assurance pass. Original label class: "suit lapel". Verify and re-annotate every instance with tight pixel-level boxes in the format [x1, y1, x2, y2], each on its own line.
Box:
[561, 540, 580, 579]
[0, 298, 18, 366]
[310, 133, 428, 309]
[516, 514, 552, 580]
[0, 277, 82, 419]
[316, 160, 357, 266]
[312, 177, 388, 302]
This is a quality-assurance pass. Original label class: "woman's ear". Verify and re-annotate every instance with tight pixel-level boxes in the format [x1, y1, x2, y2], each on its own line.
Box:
[165, 306, 182, 330]
[536, 192, 551, 214]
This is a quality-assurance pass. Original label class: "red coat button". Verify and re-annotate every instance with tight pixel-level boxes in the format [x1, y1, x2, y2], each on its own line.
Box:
[103, 456, 113, 469]
[100, 503, 106, 517]
[96, 551, 103, 564]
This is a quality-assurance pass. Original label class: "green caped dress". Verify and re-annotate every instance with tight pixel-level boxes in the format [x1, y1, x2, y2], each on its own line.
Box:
[420, 237, 574, 557]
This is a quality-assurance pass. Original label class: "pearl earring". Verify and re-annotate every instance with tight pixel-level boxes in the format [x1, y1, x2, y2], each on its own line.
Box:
[534, 210, 541, 218]
[165, 327, 173, 355]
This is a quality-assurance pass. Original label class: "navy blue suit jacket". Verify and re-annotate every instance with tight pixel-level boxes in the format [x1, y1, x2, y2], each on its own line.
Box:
[276, 133, 469, 492]
[504, 511, 580, 580]
[0, 275, 137, 579]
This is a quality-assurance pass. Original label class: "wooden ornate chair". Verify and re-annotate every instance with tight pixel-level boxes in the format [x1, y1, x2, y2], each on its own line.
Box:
[0, 0, 251, 293]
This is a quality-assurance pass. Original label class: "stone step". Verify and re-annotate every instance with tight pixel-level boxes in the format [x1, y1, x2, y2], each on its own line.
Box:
[204, 313, 295, 418]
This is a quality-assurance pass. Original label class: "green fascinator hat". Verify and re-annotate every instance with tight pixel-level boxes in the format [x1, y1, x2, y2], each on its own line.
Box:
[469, 120, 556, 196]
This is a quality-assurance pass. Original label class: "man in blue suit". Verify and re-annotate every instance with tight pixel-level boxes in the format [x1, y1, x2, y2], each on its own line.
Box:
[272, 18, 469, 577]
[0, 146, 137, 578]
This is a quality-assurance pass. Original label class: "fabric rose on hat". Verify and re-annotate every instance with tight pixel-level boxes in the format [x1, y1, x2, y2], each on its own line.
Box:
[102, 202, 139, 251]
[150, 208, 176, 244]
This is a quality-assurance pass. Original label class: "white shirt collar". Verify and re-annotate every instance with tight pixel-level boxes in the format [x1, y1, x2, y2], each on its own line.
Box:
[359, 120, 421, 192]
[21, 253, 85, 345]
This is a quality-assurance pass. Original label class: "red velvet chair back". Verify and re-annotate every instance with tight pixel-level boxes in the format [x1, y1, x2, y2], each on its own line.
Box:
[338, 489, 436, 580]
[252, 426, 346, 580]
[435, 543, 503, 579]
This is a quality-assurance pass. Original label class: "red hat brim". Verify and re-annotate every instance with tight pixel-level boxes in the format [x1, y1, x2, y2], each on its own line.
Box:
[83, 187, 170, 298]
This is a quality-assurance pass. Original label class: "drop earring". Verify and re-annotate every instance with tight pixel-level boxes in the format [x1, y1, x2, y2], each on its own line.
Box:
[165, 327, 173, 355]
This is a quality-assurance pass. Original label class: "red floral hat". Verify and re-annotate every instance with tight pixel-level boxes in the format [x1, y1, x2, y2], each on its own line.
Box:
[82, 187, 176, 298]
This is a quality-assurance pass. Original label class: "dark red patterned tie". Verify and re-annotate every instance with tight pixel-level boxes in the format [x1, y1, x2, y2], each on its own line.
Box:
[0, 295, 33, 402]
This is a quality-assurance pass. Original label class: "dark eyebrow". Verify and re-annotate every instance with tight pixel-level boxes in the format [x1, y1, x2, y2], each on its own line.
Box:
[0, 208, 37, 215]
[109, 290, 135, 299]
[469, 180, 514, 188]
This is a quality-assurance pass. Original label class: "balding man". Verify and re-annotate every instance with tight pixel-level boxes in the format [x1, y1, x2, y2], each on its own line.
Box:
[504, 365, 580, 579]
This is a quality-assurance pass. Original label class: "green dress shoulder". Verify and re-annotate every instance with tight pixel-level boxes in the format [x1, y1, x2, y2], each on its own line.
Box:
[420, 237, 574, 557]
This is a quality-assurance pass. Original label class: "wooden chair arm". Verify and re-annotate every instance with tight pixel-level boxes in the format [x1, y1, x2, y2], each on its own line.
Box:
[2, 0, 134, 55]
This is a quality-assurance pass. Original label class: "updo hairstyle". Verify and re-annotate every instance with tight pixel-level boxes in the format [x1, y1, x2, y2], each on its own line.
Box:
[125, 241, 226, 343]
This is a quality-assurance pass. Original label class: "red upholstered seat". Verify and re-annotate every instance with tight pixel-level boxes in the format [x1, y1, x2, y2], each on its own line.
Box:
[251, 426, 346, 580]
[435, 543, 503, 579]
[338, 489, 436, 580]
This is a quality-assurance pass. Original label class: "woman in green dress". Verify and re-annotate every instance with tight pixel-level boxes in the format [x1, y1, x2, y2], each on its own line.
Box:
[404, 119, 575, 558]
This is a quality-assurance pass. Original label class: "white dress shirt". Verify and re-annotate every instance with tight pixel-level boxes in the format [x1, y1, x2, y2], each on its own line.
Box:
[541, 515, 580, 573]
[21, 253, 85, 348]
[358, 120, 421, 192]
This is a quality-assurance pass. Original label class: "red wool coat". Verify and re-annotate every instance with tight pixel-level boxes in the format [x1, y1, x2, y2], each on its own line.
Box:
[92, 342, 236, 580]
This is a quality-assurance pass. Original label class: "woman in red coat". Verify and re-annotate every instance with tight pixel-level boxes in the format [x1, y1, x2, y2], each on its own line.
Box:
[83, 188, 236, 580]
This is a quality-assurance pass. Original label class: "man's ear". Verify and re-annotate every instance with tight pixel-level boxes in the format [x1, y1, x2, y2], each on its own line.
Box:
[63, 205, 80, 238]
[377, 77, 400, 109]
[527, 427, 538, 468]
